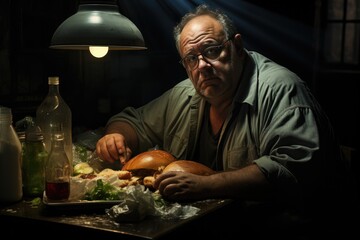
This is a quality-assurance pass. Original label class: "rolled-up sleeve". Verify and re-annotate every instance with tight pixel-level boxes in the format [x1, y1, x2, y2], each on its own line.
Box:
[254, 103, 320, 192]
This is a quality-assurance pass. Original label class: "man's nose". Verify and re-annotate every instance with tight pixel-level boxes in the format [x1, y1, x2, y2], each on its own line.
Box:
[197, 55, 211, 69]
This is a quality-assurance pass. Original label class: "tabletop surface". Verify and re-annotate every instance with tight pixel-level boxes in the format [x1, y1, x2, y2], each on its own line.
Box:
[0, 197, 233, 239]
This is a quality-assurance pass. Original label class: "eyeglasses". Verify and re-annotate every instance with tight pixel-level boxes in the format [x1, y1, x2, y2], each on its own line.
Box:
[179, 38, 232, 70]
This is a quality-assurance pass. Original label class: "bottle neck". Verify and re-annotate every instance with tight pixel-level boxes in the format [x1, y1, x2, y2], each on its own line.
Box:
[51, 140, 65, 150]
[0, 107, 13, 124]
[0, 116, 12, 124]
[48, 84, 60, 96]
[50, 133, 65, 151]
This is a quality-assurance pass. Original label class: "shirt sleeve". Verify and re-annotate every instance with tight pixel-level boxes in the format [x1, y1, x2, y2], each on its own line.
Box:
[254, 101, 321, 194]
[249, 61, 322, 194]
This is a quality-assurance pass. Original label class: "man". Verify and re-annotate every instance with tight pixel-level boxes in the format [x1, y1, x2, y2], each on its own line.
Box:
[96, 4, 351, 233]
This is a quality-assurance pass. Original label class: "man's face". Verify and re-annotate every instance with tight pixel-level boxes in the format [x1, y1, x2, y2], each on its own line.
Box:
[178, 15, 241, 102]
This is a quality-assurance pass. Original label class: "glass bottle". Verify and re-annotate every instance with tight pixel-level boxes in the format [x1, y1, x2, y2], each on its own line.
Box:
[36, 76, 73, 172]
[0, 106, 23, 203]
[17, 131, 25, 167]
[22, 125, 48, 198]
[45, 128, 71, 201]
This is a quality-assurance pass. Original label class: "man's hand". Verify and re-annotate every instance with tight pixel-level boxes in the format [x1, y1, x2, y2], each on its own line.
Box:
[154, 171, 210, 201]
[96, 133, 132, 164]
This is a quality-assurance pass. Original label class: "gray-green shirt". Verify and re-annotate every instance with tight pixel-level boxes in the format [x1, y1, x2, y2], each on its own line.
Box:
[107, 50, 340, 199]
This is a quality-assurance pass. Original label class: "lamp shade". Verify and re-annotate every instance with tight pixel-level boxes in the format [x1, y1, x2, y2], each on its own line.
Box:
[50, 3, 146, 50]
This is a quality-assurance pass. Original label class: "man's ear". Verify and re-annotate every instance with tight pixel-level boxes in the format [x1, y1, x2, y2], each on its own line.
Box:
[233, 33, 243, 55]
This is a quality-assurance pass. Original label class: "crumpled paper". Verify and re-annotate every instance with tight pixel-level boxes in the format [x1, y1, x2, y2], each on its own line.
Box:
[69, 174, 123, 201]
[106, 185, 200, 222]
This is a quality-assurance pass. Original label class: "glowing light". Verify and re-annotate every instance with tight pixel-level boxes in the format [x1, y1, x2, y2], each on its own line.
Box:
[89, 46, 109, 58]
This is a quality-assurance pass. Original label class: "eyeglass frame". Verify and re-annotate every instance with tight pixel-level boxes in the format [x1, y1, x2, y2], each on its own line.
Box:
[179, 37, 233, 70]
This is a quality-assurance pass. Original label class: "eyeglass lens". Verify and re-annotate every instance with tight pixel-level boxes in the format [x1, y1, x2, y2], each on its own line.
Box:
[180, 39, 230, 70]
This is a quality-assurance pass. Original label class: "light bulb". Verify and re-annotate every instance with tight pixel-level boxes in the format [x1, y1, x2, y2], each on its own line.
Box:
[89, 46, 109, 58]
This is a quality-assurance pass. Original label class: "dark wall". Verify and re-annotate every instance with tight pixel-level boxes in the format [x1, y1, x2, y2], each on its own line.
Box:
[1, 0, 358, 150]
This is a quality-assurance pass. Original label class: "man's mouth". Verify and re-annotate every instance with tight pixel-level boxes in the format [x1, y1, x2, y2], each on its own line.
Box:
[200, 78, 218, 88]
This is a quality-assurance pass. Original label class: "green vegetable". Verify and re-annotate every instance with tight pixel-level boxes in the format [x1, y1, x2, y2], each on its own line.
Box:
[152, 191, 168, 208]
[84, 179, 123, 200]
[30, 197, 42, 208]
[73, 162, 94, 175]
[74, 145, 89, 162]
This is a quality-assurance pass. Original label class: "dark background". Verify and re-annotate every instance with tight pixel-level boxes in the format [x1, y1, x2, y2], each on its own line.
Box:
[0, 0, 359, 152]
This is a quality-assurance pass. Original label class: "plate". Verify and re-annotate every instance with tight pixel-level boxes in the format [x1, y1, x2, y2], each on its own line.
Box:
[41, 192, 123, 215]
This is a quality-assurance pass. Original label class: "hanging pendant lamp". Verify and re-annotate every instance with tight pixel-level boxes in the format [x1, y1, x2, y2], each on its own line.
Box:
[50, 0, 146, 58]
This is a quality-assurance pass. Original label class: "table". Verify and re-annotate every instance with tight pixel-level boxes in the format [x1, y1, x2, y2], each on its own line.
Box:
[0, 197, 235, 239]
[2, 197, 354, 239]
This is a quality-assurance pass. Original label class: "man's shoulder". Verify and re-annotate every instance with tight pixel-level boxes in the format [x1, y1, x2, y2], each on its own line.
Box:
[174, 78, 193, 88]
[247, 50, 303, 88]
[171, 78, 196, 95]
[248, 51, 293, 75]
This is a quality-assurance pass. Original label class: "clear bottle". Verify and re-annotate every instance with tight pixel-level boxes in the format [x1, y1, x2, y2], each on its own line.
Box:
[36, 76, 73, 172]
[45, 127, 71, 201]
[22, 125, 48, 198]
[0, 106, 23, 203]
